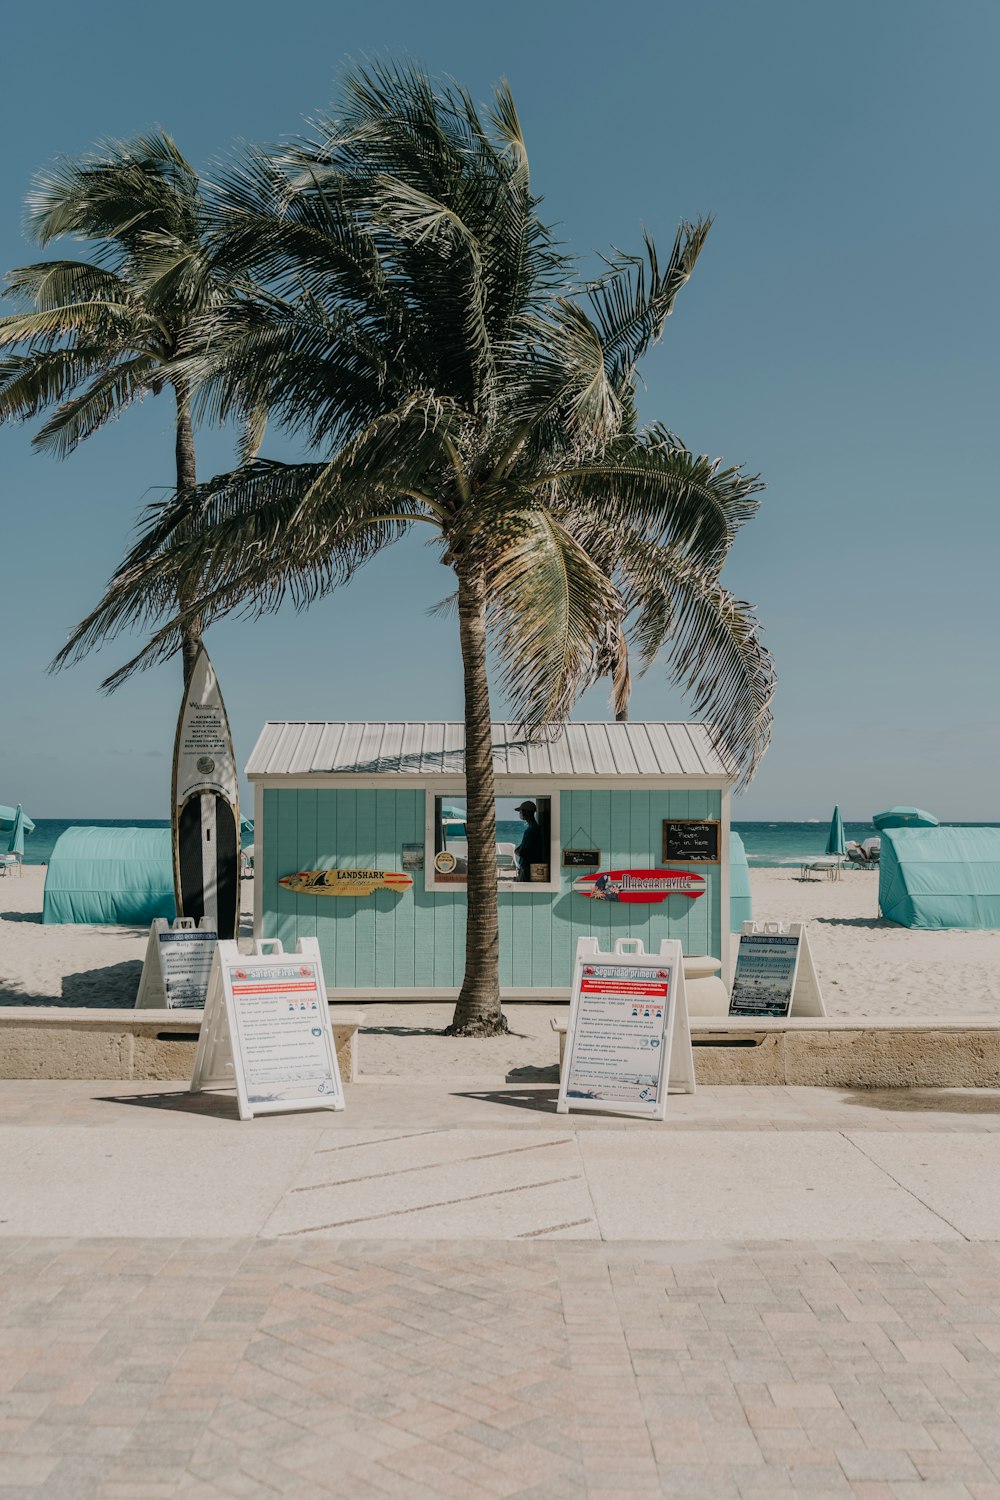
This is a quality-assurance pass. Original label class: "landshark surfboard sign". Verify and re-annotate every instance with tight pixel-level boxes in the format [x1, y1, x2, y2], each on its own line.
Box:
[572, 868, 706, 904]
[279, 869, 413, 897]
[172, 647, 240, 940]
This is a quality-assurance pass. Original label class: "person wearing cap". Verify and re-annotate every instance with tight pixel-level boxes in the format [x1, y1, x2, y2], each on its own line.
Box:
[513, 800, 547, 881]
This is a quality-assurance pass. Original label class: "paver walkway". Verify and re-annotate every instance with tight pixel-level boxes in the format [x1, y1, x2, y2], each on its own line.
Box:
[5, 1082, 1000, 1498]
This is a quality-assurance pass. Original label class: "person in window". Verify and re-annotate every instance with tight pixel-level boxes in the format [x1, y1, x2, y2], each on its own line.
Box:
[514, 801, 547, 881]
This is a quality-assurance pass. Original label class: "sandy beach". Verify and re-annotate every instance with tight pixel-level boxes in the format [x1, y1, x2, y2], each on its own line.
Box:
[2, 863, 998, 1077]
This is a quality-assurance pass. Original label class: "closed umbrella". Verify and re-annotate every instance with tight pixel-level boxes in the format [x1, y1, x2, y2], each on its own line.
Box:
[872, 806, 938, 831]
[0, 804, 34, 833]
[825, 805, 846, 856]
[7, 804, 26, 874]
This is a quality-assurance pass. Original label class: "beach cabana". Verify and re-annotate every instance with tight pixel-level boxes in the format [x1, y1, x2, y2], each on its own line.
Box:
[248, 721, 734, 998]
[42, 827, 175, 925]
[879, 826, 1000, 929]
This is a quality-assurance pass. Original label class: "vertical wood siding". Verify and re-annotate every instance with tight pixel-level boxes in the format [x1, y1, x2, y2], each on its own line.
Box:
[261, 786, 722, 989]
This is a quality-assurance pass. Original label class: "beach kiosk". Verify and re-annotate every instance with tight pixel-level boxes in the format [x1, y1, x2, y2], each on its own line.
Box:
[247, 721, 734, 1000]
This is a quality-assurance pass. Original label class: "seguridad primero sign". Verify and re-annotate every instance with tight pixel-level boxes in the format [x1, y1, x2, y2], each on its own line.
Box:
[135, 917, 217, 1010]
[728, 921, 826, 1018]
[190, 937, 344, 1119]
[557, 937, 695, 1121]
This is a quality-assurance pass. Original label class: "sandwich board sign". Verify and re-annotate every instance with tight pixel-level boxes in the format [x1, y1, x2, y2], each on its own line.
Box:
[135, 917, 217, 1010]
[190, 937, 344, 1119]
[557, 937, 695, 1120]
[728, 921, 826, 1018]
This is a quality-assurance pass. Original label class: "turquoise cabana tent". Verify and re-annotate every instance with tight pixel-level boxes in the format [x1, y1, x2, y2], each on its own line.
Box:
[879, 827, 1000, 929]
[42, 827, 175, 925]
[730, 831, 753, 932]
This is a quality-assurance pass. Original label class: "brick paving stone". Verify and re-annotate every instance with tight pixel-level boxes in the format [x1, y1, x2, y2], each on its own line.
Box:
[11, 1241, 1000, 1496]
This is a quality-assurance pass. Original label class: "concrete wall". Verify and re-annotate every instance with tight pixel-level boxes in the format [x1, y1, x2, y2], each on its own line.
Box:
[260, 786, 724, 993]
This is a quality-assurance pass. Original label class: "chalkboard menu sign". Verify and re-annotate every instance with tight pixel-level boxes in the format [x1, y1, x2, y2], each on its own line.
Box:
[563, 848, 600, 867]
[662, 819, 720, 863]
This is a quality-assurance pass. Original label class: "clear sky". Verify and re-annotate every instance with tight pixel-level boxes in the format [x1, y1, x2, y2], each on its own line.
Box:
[1, 0, 997, 822]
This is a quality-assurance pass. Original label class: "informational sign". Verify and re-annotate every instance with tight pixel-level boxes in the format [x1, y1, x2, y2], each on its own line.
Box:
[662, 819, 721, 863]
[190, 938, 344, 1119]
[557, 937, 695, 1120]
[401, 843, 425, 873]
[172, 647, 240, 939]
[729, 921, 826, 1018]
[572, 868, 705, 903]
[135, 917, 217, 1010]
[562, 848, 600, 867]
[279, 868, 413, 897]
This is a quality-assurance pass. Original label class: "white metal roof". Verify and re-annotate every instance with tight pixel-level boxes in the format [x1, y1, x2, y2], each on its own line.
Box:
[246, 722, 735, 780]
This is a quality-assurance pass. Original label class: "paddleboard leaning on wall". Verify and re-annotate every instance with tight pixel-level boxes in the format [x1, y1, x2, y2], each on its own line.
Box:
[172, 647, 240, 939]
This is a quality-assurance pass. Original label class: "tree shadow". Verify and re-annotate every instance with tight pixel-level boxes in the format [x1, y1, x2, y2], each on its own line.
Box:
[843, 1088, 1000, 1115]
[507, 1063, 560, 1083]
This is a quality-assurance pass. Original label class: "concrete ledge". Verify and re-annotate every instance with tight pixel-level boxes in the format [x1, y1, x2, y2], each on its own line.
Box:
[553, 1017, 1000, 1088]
[0, 1007, 366, 1084]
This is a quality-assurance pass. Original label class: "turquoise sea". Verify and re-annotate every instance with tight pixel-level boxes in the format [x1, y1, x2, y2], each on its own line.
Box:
[18, 816, 996, 869]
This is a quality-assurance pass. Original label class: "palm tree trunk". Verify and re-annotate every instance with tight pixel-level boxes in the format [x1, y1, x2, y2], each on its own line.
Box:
[446, 565, 507, 1037]
[173, 381, 203, 687]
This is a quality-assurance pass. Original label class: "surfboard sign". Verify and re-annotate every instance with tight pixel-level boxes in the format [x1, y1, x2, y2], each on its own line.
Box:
[571, 868, 706, 904]
[279, 869, 414, 898]
[172, 647, 240, 940]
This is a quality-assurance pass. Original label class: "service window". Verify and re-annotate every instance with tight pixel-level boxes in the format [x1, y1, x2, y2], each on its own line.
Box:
[427, 794, 558, 891]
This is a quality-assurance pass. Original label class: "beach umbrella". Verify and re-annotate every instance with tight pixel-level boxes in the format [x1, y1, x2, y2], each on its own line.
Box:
[7, 804, 26, 865]
[824, 806, 846, 856]
[240, 815, 254, 833]
[872, 806, 939, 831]
[440, 803, 467, 827]
[0, 804, 34, 833]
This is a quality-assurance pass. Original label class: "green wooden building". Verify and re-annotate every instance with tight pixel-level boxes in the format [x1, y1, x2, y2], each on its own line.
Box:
[247, 721, 734, 1000]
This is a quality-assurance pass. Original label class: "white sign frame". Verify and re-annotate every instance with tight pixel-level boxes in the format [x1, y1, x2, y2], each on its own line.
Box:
[135, 918, 217, 1010]
[190, 938, 344, 1120]
[557, 937, 695, 1121]
[729, 921, 826, 1018]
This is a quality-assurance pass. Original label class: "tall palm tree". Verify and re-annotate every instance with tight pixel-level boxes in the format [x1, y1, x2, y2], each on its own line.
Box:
[0, 130, 255, 683]
[57, 64, 774, 1036]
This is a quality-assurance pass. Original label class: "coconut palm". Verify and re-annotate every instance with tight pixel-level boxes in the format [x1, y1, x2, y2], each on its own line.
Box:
[57, 64, 775, 1036]
[0, 130, 256, 683]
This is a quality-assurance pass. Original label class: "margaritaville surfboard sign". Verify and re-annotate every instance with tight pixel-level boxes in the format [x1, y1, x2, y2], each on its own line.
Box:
[279, 869, 413, 897]
[172, 647, 240, 940]
[572, 868, 706, 903]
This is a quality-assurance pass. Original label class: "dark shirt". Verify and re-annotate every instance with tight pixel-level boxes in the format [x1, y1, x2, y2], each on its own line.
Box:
[515, 821, 547, 880]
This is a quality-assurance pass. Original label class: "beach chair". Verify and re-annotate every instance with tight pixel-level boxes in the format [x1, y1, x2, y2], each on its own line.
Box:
[496, 841, 517, 879]
[0, 854, 16, 877]
[800, 859, 840, 881]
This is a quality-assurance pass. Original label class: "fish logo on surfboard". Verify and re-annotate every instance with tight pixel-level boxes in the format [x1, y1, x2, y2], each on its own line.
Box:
[572, 868, 706, 904]
[279, 869, 414, 897]
[172, 647, 240, 940]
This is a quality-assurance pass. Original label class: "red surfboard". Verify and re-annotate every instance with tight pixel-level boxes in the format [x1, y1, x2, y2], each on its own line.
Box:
[572, 868, 705, 903]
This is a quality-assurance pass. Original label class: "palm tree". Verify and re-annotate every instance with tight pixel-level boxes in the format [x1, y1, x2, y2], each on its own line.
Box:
[57, 64, 774, 1036]
[0, 130, 255, 684]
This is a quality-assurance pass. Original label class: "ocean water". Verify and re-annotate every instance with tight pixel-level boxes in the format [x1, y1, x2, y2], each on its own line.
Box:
[16, 817, 998, 869]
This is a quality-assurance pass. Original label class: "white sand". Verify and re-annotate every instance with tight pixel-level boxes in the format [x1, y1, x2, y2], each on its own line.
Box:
[751, 867, 1000, 1017]
[2, 864, 998, 1077]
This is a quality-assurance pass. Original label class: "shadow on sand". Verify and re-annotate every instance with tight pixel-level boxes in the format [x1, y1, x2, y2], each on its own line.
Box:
[452, 1086, 560, 1114]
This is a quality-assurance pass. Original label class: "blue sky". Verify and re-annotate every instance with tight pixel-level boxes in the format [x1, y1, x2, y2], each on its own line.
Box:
[1, 0, 997, 821]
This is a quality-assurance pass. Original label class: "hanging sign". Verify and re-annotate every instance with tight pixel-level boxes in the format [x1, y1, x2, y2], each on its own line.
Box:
[562, 848, 601, 867]
[729, 921, 826, 1018]
[279, 869, 413, 897]
[558, 937, 695, 1120]
[662, 819, 720, 863]
[572, 868, 705, 903]
[190, 938, 344, 1119]
[135, 917, 217, 1010]
[172, 647, 240, 939]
